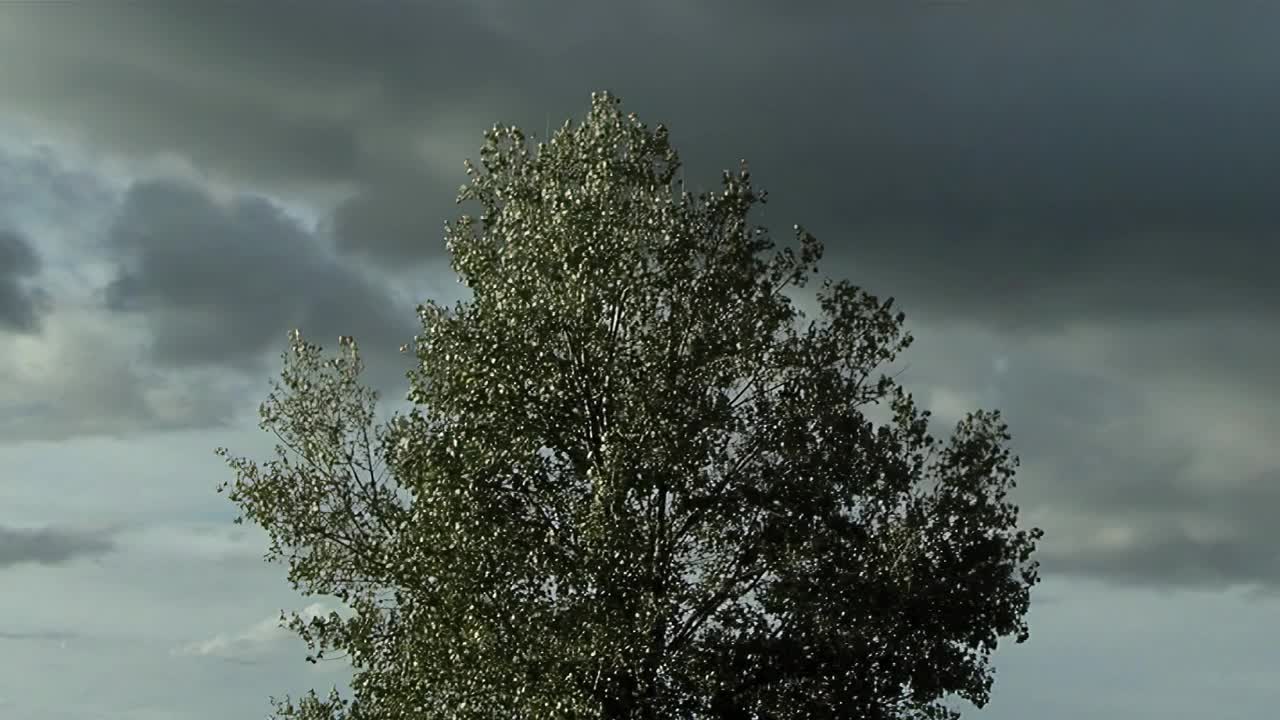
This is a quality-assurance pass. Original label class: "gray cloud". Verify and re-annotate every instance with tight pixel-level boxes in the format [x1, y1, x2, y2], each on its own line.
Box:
[0, 144, 116, 232]
[1040, 517, 1280, 591]
[0, 525, 114, 568]
[103, 177, 418, 387]
[902, 322, 1280, 591]
[0, 154, 416, 444]
[0, 305, 253, 444]
[0, 228, 49, 332]
[1029, 443, 1280, 589]
[325, 165, 458, 265]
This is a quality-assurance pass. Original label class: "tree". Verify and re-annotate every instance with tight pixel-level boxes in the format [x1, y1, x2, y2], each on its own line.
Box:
[217, 92, 1042, 720]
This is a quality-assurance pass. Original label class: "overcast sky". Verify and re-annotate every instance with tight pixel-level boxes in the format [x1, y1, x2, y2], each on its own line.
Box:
[1, 2, 1276, 718]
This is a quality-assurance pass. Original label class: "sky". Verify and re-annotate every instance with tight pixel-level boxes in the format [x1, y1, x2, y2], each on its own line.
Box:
[0, 1, 1277, 718]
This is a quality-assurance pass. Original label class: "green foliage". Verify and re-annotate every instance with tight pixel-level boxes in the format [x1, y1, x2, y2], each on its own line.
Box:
[217, 92, 1042, 720]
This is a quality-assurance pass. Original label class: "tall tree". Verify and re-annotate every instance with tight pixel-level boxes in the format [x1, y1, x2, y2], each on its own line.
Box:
[218, 92, 1041, 720]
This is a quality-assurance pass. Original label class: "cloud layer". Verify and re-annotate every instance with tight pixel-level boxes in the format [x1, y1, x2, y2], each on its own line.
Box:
[0, 525, 114, 568]
[1, 0, 1276, 593]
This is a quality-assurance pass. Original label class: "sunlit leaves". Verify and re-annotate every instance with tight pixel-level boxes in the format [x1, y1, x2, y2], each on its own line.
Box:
[218, 92, 1041, 720]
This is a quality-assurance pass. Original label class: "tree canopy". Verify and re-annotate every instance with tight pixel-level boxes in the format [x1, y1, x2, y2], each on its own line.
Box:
[217, 92, 1041, 720]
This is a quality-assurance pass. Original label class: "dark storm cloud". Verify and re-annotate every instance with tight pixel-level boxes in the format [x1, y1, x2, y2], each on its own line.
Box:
[3, 1, 1276, 329]
[0, 228, 49, 333]
[0, 525, 114, 568]
[0, 1, 518, 192]
[104, 177, 417, 382]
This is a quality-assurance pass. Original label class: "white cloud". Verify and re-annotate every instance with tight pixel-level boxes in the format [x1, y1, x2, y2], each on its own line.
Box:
[926, 386, 985, 430]
[172, 602, 333, 660]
